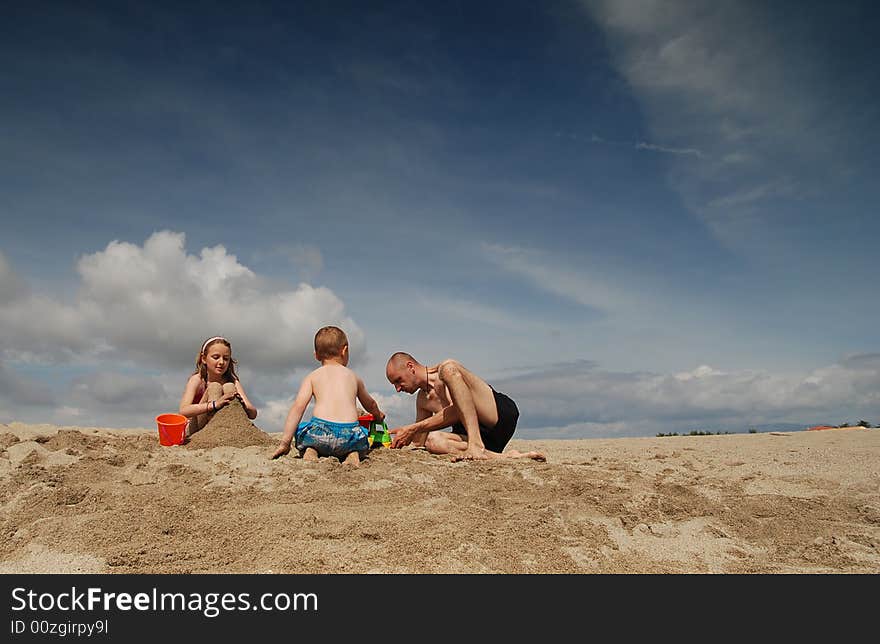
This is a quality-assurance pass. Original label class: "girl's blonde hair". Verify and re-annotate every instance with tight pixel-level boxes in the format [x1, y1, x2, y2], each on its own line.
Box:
[192, 336, 238, 383]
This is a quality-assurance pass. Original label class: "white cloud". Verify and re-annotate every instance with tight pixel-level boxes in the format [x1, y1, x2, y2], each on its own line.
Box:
[589, 135, 705, 157]
[414, 292, 547, 333]
[252, 243, 325, 281]
[55, 406, 84, 420]
[70, 371, 167, 408]
[706, 180, 796, 210]
[1, 232, 376, 427]
[259, 396, 297, 434]
[583, 1, 790, 124]
[0, 361, 50, 407]
[481, 243, 636, 313]
[498, 355, 880, 437]
[674, 365, 725, 381]
[635, 142, 704, 157]
[580, 0, 854, 249]
[0, 250, 92, 362]
[516, 419, 639, 440]
[0, 252, 28, 302]
[370, 392, 415, 427]
[0, 231, 363, 374]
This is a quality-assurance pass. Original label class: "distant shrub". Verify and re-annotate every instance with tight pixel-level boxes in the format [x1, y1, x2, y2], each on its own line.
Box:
[748, 428, 757, 433]
[657, 430, 733, 437]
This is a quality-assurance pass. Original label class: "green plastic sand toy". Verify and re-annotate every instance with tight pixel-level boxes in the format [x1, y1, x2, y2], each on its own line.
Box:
[368, 420, 392, 448]
[359, 414, 392, 448]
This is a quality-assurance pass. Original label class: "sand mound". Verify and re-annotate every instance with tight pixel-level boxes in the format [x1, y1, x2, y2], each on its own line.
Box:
[37, 429, 107, 452]
[184, 401, 275, 449]
[1, 433, 19, 450]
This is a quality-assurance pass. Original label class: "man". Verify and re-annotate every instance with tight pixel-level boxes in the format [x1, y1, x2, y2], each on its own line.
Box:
[385, 352, 544, 461]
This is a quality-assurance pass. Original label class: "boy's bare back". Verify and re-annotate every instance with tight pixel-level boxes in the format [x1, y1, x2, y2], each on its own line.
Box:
[309, 363, 361, 423]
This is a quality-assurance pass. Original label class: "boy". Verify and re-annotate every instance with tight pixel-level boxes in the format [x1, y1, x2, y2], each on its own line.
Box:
[271, 326, 385, 466]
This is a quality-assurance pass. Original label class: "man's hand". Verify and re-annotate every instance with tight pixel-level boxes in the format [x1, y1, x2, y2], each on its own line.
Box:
[389, 425, 415, 448]
[270, 442, 291, 460]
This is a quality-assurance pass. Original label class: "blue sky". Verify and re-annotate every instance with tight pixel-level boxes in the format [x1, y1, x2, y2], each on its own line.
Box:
[2, 0, 878, 438]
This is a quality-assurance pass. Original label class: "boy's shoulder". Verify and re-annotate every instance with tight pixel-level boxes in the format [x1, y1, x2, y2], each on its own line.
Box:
[312, 363, 356, 375]
[343, 364, 365, 379]
[314, 363, 359, 380]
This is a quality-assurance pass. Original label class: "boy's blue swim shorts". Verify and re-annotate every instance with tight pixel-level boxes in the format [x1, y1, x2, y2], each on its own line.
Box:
[295, 417, 369, 459]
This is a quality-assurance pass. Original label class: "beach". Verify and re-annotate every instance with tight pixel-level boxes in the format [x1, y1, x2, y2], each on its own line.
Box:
[1, 417, 878, 574]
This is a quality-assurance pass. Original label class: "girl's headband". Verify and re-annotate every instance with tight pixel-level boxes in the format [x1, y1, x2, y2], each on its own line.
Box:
[201, 336, 229, 353]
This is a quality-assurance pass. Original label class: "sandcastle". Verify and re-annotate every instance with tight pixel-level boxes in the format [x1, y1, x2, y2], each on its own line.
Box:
[184, 400, 276, 449]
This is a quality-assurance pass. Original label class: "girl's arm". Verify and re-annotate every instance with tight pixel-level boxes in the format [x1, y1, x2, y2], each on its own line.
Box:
[179, 374, 211, 419]
[234, 380, 258, 419]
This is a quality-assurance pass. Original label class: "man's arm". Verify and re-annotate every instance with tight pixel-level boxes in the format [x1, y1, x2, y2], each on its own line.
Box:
[409, 405, 460, 433]
[393, 393, 431, 449]
[415, 392, 432, 423]
[390, 398, 460, 447]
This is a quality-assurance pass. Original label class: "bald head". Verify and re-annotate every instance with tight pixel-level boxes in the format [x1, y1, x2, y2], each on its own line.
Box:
[387, 351, 417, 372]
[386, 352, 422, 394]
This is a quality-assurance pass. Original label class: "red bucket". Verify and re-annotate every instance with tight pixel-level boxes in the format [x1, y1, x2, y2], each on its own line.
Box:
[156, 413, 187, 446]
[358, 413, 373, 429]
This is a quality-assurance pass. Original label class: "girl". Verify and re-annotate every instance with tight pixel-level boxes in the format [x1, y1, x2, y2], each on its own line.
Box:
[178, 335, 258, 437]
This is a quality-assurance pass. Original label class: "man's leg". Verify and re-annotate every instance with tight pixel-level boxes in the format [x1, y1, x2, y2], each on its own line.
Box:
[426, 428, 545, 461]
[438, 364, 498, 459]
[453, 391, 545, 462]
[423, 430, 468, 456]
[451, 448, 546, 462]
[410, 433, 429, 448]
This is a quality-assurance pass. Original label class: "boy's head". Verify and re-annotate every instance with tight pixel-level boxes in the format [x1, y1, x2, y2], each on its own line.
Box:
[314, 326, 349, 363]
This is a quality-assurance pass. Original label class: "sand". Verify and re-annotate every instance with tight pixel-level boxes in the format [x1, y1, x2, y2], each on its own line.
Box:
[184, 402, 276, 450]
[1, 412, 878, 574]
